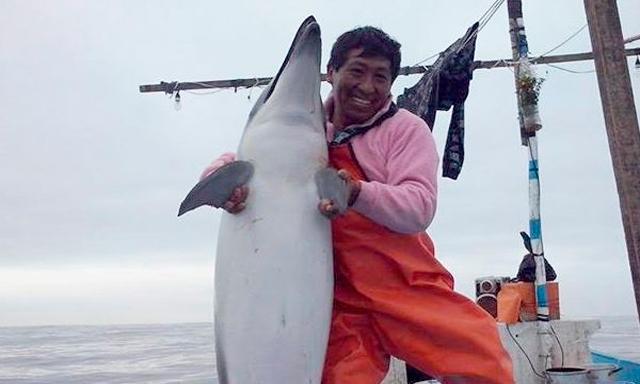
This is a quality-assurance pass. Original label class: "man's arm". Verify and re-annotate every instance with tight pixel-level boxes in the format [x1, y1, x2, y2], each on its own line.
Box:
[352, 116, 439, 234]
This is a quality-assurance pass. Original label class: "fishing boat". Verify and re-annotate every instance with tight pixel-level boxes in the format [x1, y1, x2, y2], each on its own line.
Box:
[379, 319, 640, 383]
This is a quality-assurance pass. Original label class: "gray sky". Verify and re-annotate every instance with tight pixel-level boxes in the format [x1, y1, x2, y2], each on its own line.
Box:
[1, 0, 639, 326]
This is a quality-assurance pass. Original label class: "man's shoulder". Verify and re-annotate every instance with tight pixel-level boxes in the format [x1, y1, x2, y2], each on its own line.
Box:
[386, 107, 430, 131]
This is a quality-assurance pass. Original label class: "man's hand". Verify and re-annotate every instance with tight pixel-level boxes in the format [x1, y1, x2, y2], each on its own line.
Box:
[338, 169, 361, 206]
[199, 153, 250, 215]
[222, 185, 249, 214]
[318, 198, 341, 219]
[318, 169, 361, 219]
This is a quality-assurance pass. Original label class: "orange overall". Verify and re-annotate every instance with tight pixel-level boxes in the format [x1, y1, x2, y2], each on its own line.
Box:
[321, 143, 514, 384]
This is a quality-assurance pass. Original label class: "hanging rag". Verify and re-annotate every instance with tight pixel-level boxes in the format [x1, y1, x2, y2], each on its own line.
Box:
[397, 22, 479, 180]
[516, 253, 557, 282]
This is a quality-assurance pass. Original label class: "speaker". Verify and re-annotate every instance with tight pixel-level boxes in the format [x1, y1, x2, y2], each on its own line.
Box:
[475, 276, 510, 318]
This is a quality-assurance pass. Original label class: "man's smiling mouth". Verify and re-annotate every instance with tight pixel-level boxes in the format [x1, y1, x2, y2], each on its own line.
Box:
[352, 97, 373, 107]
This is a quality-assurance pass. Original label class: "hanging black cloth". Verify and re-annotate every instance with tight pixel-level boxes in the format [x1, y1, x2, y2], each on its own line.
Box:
[516, 253, 557, 282]
[397, 22, 479, 180]
[515, 231, 557, 282]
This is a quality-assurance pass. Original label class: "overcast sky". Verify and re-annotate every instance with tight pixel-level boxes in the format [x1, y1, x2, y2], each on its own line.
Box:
[1, 0, 639, 326]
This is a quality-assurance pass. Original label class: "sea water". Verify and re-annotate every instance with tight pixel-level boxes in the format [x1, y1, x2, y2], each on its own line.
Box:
[0, 323, 215, 384]
[0, 317, 637, 383]
[590, 315, 640, 362]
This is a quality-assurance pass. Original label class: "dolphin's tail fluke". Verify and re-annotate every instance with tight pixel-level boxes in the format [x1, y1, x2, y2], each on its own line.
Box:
[178, 160, 254, 216]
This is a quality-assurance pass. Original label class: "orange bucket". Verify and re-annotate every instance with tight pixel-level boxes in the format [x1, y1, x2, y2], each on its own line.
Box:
[497, 282, 560, 323]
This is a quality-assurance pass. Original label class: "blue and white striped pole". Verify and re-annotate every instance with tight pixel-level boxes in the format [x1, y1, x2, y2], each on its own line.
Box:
[508, 0, 554, 370]
[527, 136, 550, 322]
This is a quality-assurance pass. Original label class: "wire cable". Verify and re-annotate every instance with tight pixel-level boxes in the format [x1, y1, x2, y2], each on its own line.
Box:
[477, 0, 504, 24]
[545, 63, 595, 74]
[549, 324, 566, 367]
[184, 88, 226, 95]
[459, 0, 505, 52]
[506, 324, 547, 379]
[531, 24, 588, 60]
[413, 52, 442, 67]
[412, 0, 505, 66]
[478, 0, 506, 33]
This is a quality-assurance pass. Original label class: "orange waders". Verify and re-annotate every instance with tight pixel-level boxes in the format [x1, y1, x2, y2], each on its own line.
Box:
[321, 143, 514, 384]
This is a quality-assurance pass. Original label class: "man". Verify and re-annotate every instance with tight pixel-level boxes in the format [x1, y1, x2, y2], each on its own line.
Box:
[203, 26, 514, 384]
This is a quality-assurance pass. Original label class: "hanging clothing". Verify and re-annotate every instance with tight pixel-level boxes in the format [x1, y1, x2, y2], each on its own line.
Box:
[321, 141, 514, 384]
[397, 22, 479, 180]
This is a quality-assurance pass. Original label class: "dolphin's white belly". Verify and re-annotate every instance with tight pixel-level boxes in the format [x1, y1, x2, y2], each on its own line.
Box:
[174, 16, 332, 384]
[214, 126, 333, 383]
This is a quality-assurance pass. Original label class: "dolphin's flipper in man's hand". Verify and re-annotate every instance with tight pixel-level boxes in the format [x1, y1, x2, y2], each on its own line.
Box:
[315, 168, 350, 215]
[178, 160, 254, 216]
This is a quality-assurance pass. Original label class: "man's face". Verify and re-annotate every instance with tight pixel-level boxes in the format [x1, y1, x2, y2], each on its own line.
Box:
[327, 48, 393, 128]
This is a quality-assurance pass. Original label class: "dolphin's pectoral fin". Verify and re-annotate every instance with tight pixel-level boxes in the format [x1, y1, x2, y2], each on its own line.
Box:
[315, 168, 349, 214]
[178, 160, 254, 217]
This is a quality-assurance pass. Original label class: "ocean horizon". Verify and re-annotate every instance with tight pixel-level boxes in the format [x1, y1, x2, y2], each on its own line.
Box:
[1, 315, 637, 383]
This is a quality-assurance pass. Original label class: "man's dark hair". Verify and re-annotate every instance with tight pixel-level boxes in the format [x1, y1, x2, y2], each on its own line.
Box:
[328, 26, 402, 80]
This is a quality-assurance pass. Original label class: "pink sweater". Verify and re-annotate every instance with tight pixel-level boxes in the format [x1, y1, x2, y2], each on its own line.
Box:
[325, 97, 439, 234]
[201, 98, 439, 234]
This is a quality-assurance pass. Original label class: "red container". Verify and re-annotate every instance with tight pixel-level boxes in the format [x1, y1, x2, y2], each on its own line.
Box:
[497, 282, 560, 323]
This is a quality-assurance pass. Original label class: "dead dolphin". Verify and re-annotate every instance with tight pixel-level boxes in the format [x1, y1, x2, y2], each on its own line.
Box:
[179, 16, 348, 384]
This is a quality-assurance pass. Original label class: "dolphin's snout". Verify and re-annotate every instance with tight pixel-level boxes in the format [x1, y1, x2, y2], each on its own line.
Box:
[258, 15, 322, 108]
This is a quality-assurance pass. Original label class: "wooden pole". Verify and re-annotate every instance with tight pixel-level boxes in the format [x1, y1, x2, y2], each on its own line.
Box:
[138, 48, 640, 93]
[584, 0, 640, 320]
